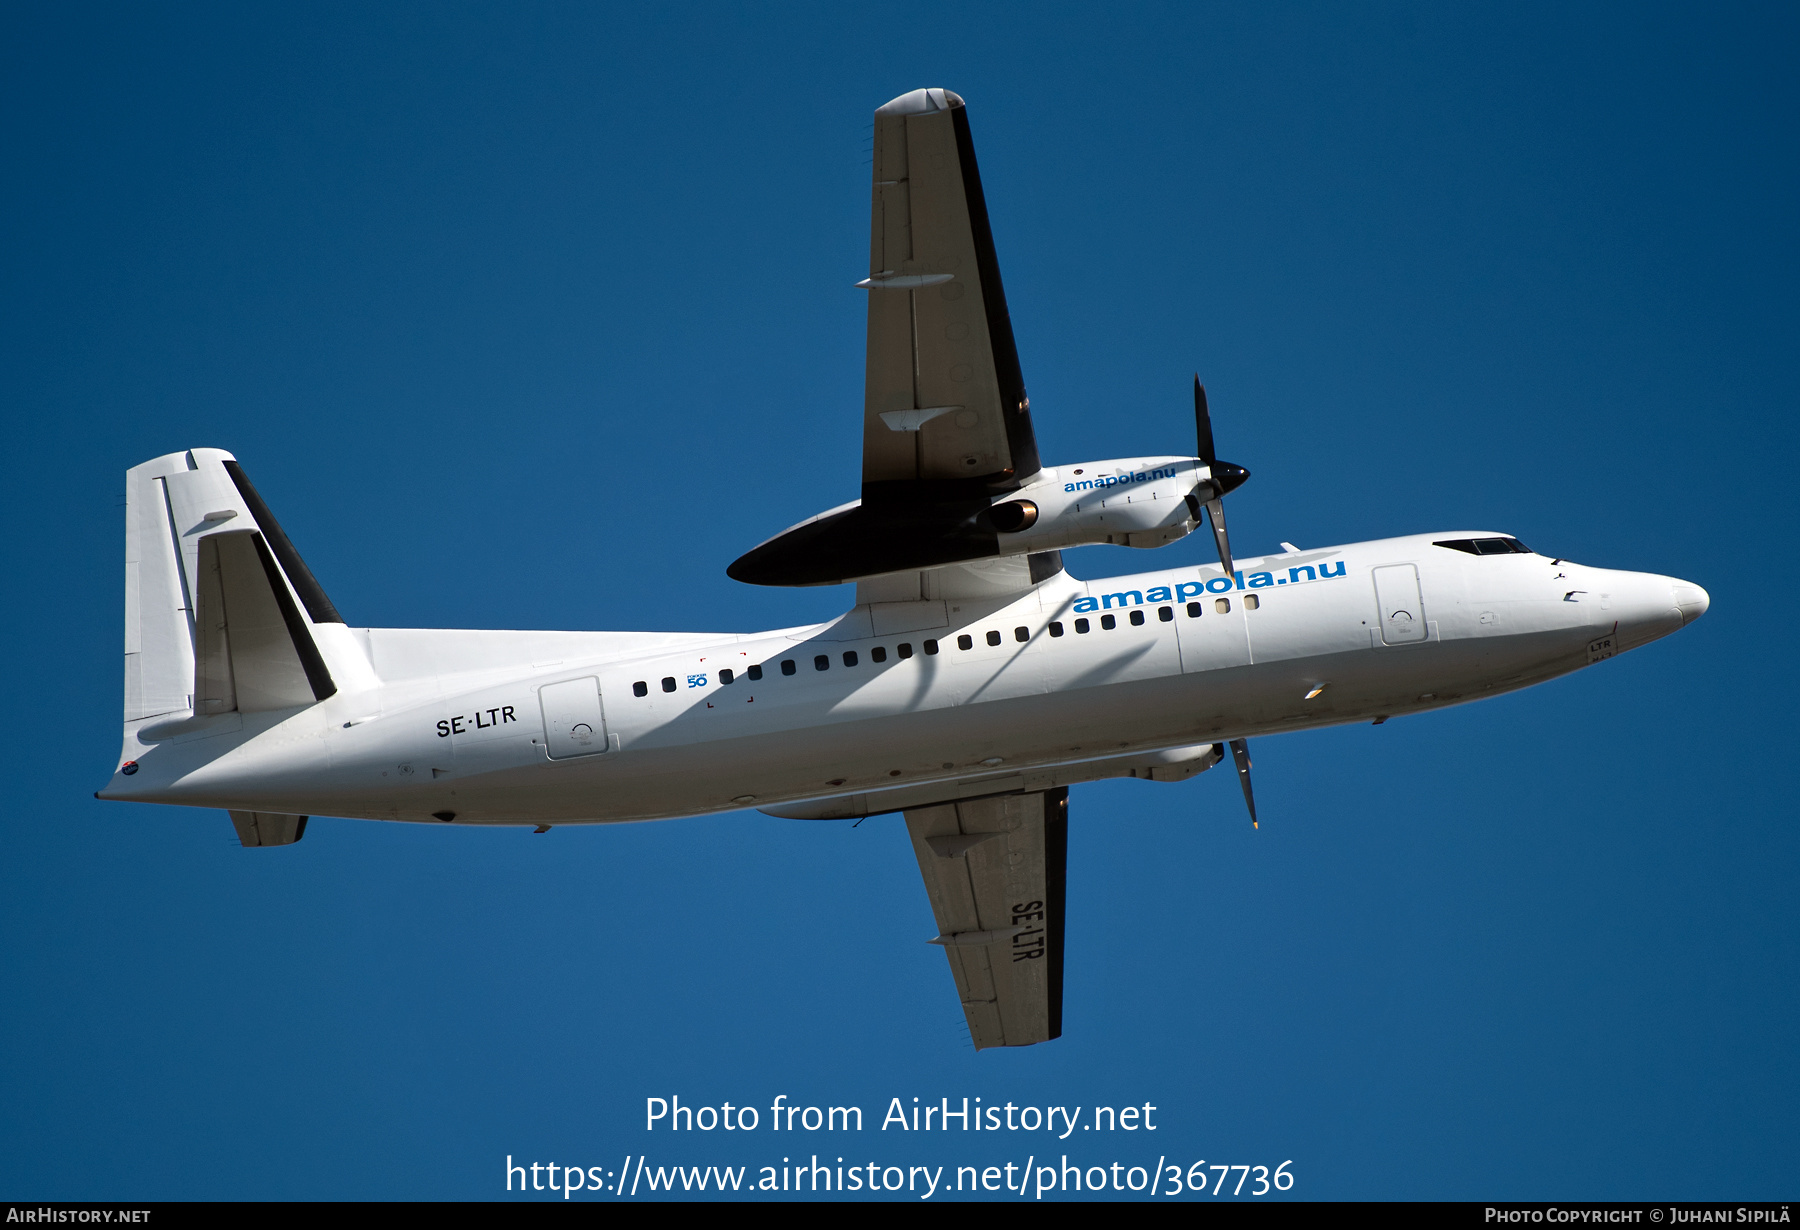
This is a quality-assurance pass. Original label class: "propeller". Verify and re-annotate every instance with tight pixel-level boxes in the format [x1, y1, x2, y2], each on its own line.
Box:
[1228, 738, 1258, 829]
[1191, 376, 1251, 576]
[1209, 739, 1260, 828]
[1193, 379, 1257, 830]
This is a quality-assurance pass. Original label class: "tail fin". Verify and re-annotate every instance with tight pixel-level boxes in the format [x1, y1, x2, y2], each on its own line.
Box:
[122, 448, 372, 726]
[123, 451, 201, 723]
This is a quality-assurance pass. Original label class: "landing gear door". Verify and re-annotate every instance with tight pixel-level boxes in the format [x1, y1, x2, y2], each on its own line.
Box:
[540, 676, 608, 759]
[1373, 564, 1428, 645]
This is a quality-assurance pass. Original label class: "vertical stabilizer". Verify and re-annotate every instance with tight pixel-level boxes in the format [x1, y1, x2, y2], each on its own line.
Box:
[119, 449, 377, 732]
[123, 451, 202, 722]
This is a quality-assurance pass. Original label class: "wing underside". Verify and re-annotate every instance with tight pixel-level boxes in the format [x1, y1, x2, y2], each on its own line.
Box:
[863, 88, 1038, 497]
[727, 88, 1045, 588]
[904, 787, 1067, 1049]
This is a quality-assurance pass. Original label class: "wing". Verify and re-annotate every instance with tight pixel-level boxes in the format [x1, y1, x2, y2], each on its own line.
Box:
[862, 88, 1040, 500]
[726, 88, 1047, 589]
[904, 787, 1067, 1049]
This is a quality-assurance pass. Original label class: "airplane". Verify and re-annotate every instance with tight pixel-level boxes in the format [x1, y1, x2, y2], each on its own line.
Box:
[98, 87, 1709, 1050]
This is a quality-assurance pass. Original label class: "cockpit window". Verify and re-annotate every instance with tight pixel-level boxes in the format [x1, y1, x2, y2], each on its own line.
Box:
[1434, 537, 1532, 556]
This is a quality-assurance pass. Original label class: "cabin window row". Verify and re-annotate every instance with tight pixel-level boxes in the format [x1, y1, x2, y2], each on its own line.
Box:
[630, 640, 942, 696]
[628, 593, 1269, 695]
[947, 593, 1266, 647]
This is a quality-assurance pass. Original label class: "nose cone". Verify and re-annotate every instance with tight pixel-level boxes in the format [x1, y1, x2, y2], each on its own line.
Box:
[1604, 573, 1686, 651]
[1672, 581, 1710, 626]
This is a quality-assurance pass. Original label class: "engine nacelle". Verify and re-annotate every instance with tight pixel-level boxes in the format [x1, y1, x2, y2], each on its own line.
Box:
[728, 455, 1226, 587]
[985, 456, 1206, 553]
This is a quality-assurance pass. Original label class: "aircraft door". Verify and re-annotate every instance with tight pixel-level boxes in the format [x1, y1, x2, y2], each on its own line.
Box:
[1373, 564, 1428, 645]
[540, 676, 609, 758]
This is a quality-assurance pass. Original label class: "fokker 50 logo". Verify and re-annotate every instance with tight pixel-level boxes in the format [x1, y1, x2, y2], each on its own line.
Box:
[1072, 553, 1347, 613]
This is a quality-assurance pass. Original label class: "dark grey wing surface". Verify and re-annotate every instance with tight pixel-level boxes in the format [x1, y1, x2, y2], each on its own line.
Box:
[903, 787, 1067, 1049]
[862, 87, 1039, 499]
[728, 88, 1044, 588]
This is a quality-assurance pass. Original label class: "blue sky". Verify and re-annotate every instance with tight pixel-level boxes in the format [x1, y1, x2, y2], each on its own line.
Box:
[1, 1, 1794, 1201]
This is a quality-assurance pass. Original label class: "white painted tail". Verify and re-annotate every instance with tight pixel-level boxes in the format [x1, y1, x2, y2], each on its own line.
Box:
[122, 447, 381, 726]
[117, 449, 381, 844]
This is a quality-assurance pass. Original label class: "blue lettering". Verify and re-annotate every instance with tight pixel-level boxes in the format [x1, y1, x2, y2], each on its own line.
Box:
[1064, 483, 1075, 493]
[1074, 596, 1099, 613]
[1206, 577, 1234, 594]
[1102, 590, 1144, 609]
[1318, 561, 1346, 578]
[1175, 581, 1203, 601]
[1145, 585, 1172, 602]
[1233, 570, 1246, 591]
[1249, 572, 1274, 588]
[1288, 565, 1317, 583]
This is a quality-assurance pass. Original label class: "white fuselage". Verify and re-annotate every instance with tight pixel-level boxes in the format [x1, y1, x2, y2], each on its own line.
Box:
[101, 532, 1705, 826]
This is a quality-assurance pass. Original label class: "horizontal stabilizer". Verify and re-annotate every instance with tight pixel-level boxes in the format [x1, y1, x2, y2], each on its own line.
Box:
[229, 811, 308, 847]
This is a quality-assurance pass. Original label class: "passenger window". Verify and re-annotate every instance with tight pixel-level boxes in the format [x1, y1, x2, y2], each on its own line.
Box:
[814, 655, 830, 671]
[781, 659, 796, 676]
[720, 668, 735, 684]
[898, 643, 914, 659]
[1014, 626, 1029, 642]
[1244, 594, 1260, 610]
[1186, 602, 1202, 618]
[633, 681, 648, 697]
[923, 639, 939, 655]
[842, 651, 858, 667]
[747, 664, 763, 681]
[1158, 606, 1173, 622]
[1101, 614, 1116, 630]
[1075, 618, 1090, 634]
[1128, 610, 1145, 626]
[986, 630, 1002, 647]
[661, 677, 677, 692]
[1215, 598, 1231, 614]
[871, 646, 887, 663]
[958, 634, 974, 651]
[1049, 622, 1064, 637]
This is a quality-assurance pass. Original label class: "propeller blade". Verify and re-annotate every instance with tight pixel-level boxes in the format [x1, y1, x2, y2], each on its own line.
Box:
[1190, 374, 1248, 574]
[1193, 375, 1217, 465]
[1228, 738, 1258, 828]
[1205, 497, 1234, 577]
